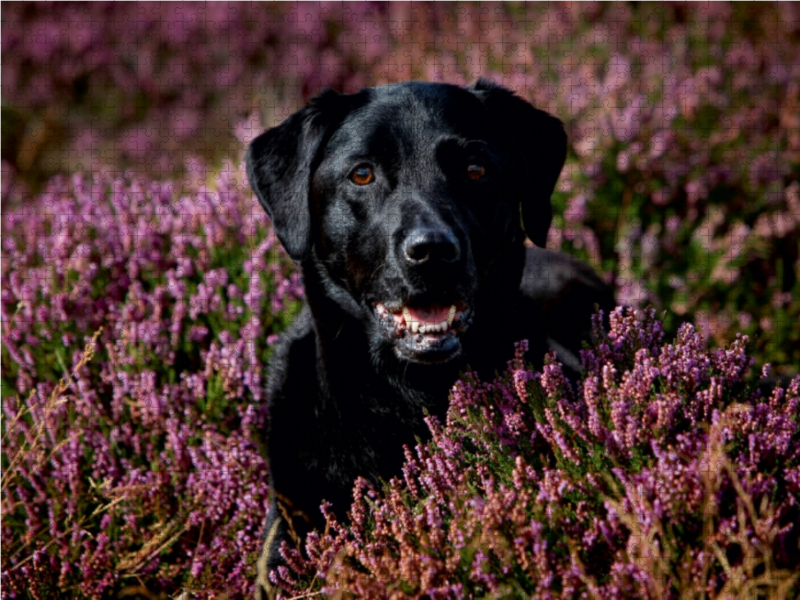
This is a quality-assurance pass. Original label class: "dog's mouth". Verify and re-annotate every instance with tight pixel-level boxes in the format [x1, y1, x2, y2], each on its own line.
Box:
[374, 299, 473, 364]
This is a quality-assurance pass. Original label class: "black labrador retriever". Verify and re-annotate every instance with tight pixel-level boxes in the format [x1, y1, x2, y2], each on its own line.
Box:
[246, 79, 615, 596]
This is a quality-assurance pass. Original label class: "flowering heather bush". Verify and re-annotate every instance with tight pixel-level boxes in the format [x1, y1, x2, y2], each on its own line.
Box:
[3, 1, 799, 376]
[2, 166, 798, 597]
[271, 308, 800, 599]
[1, 162, 303, 598]
[2, 2, 800, 597]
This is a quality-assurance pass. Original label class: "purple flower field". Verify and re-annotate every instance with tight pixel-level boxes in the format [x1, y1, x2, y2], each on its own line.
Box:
[2, 163, 303, 597]
[2, 2, 799, 598]
[274, 311, 800, 599]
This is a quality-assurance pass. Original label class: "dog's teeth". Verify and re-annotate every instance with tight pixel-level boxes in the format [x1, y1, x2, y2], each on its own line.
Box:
[403, 307, 422, 334]
[402, 308, 457, 336]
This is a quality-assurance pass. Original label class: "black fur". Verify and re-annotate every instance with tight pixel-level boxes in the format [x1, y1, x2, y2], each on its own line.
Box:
[246, 79, 615, 597]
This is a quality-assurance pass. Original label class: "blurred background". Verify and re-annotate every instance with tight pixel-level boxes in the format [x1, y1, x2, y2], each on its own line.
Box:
[2, 1, 798, 372]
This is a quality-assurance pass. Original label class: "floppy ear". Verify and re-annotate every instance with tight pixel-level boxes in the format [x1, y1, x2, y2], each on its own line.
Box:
[246, 89, 368, 262]
[467, 78, 567, 248]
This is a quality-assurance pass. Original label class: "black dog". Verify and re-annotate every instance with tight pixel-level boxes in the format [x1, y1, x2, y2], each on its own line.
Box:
[246, 79, 614, 596]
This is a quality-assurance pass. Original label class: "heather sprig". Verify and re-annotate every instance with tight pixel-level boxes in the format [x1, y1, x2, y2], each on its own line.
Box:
[276, 308, 799, 599]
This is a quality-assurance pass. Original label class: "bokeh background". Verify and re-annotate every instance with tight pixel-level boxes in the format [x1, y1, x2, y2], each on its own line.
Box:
[2, 2, 799, 598]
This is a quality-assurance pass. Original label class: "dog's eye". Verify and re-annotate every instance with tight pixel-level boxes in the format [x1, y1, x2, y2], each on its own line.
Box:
[466, 163, 486, 181]
[350, 165, 375, 185]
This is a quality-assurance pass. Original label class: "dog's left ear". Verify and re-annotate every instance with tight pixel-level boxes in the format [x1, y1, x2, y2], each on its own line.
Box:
[467, 79, 567, 248]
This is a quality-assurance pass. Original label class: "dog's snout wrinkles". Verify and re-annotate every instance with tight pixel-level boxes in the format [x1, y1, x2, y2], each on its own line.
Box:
[402, 228, 461, 265]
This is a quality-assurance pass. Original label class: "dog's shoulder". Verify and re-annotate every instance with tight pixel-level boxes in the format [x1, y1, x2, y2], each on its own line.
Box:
[521, 246, 615, 371]
[521, 246, 611, 303]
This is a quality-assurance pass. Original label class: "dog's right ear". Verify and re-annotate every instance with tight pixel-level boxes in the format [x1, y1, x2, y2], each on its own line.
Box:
[246, 89, 368, 262]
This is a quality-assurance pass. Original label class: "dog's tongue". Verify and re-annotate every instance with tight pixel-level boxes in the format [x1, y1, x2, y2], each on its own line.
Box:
[406, 304, 450, 324]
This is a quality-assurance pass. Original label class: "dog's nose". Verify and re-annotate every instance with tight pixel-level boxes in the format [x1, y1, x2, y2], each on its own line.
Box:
[402, 228, 461, 265]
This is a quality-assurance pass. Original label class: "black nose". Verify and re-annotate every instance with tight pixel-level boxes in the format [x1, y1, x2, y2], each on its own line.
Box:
[402, 228, 461, 265]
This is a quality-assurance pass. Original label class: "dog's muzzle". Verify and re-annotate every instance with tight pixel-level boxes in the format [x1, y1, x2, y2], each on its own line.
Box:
[374, 300, 473, 363]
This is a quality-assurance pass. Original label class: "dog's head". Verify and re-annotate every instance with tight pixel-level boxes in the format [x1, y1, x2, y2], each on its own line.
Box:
[247, 79, 566, 365]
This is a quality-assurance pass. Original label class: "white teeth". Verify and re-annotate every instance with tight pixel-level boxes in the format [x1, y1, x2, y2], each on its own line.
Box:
[400, 305, 460, 335]
[402, 307, 422, 333]
[417, 321, 449, 335]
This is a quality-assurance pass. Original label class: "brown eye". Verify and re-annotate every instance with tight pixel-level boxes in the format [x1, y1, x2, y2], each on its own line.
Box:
[467, 163, 486, 180]
[350, 165, 374, 185]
